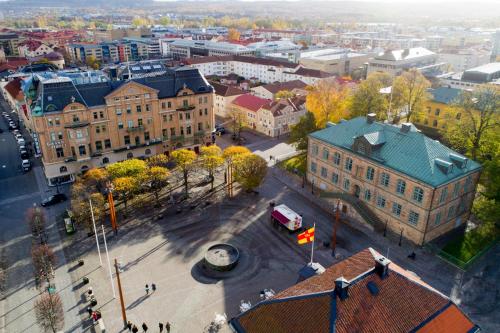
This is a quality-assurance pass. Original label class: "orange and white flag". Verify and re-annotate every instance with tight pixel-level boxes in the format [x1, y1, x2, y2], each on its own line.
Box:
[297, 227, 315, 245]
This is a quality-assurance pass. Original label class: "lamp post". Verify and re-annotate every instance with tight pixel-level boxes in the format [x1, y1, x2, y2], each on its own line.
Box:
[331, 200, 340, 257]
[89, 198, 103, 267]
[383, 220, 388, 237]
[398, 228, 403, 247]
[101, 225, 116, 298]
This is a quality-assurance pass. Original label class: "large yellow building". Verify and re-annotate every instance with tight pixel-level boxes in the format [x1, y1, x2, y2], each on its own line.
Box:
[414, 87, 462, 132]
[307, 114, 481, 245]
[28, 68, 214, 185]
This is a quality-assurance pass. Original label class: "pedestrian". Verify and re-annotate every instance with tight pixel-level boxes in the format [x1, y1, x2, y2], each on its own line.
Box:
[86, 306, 92, 318]
[145, 284, 149, 295]
[165, 322, 171, 333]
[126, 321, 132, 331]
[159, 322, 164, 332]
[132, 325, 139, 333]
[91, 311, 98, 322]
[152, 283, 156, 292]
[142, 322, 148, 332]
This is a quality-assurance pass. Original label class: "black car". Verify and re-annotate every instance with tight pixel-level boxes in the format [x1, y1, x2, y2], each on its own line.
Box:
[41, 193, 67, 207]
[20, 151, 29, 159]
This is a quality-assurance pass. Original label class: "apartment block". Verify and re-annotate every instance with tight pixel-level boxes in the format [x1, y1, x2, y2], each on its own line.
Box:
[28, 67, 214, 185]
[367, 47, 440, 77]
[307, 115, 481, 245]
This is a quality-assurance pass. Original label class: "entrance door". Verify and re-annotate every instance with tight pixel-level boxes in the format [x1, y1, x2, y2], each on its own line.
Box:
[354, 185, 361, 198]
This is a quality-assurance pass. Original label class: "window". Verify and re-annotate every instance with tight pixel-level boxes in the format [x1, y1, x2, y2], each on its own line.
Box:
[145, 93, 150, 99]
[96, 126, 101, 134]
[331, 173, 339, 184]
[433, 119, 438, 127]
[58, 132, 63, 140]
[102, 157, 109, 164]
[72, 115, 79, 122]
[448, 206, 455, 219]
[76, 130, 83, 139]
[439, 187, 448, 203]
[321, 167, 327, 178]
[392, 203, 402, 216]
[162, 129, 168, 139]
[198, 122, 202, 131]
[409, 188, 423, 204]
[50, 132, 56, 141]
[199, 109, 203, 116]
[310, 162, 317, 173]
[453, 183, 460, 198]
[333, 152, 341, 165]
[312, 145, 319, 156]
[179, 113, 183, 120]
[124, 135, 130, 145]
[380, 172, 390, 187]
[161, 102, 166, 109]
[168, 101, 171, 108]
[408, 211, 419, 225]
[163, 115, 168, 122]
[118, 122, 123, 129]
[56, 147, 64, 158]
[344, 157, 353, 171]
[55, 118, 60, 125]
[104, 139, 111, 149]
[183, 100, 189, 107]
[204, 96, 208, 103]
[396, 180, 406, 195]
[135, 136, 140, 145]
[185, 113, 191, 120]
[99, 111, 104, 118]
[364, 189, 371, 201]
[376, 195, 386, 208]
[169, 114, 173, 121]
[435, 108, 440, 116]
[93, 112, 98, 119]
[126, 106, 131, 114]
[48, 118, 53, 126]
[186, 126, 192, 135]
[205, 108, 208, 115]
[434, 212, 442, 225]
[128, 120, 134, 128]
[145, 148, 151, 155]
[101, 125, 106, 132]
[78, 145, 86, 155]
[170, 128, 176, 136]
[322, 148, 329, 160]
[136, 105, 142, 113]
[95, 141, 102, 151]
[144, 132, 150, 141]
[343, 178, 350, 191]
[146, 104, 150, 112]
[199, 97, 203, 104]
[138, 118, 143, 126]
[358, 143, 366, 154]
[366, 167, 375, 181]
[59, 166, 67, 173]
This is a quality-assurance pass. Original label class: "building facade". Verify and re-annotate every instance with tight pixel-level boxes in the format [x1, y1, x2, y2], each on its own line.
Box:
[414, 87, 462, 132]
[210, 82, 244, 118]
[367, 47, 440, 77]
[28, 68, 214, 185]
[256, 97, 306, 137]
[307, 115, 481, 245]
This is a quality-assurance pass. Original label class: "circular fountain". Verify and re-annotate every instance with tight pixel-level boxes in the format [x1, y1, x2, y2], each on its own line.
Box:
[204, 243, 240, 272]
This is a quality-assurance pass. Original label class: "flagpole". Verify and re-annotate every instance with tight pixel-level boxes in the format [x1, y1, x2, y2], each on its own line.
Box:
[310, 223, 315, 264]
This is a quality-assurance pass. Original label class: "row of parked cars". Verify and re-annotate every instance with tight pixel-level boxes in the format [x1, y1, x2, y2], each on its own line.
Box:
[2, 111, 31, 172]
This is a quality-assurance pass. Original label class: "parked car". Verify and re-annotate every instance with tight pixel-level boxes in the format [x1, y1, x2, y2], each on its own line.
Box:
[17, 138, 25, 145]
[15, 133, 23, 140]
[21, 159, 31, 172]
[213, 125, 226, 135]
[19, 145, 26, 152]
[41, 193, 67, 207]
[20, 150, 29, 159]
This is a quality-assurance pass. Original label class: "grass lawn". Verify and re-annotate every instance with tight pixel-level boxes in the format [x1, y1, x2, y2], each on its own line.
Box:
[279, 153, 307, 176]
[441, 225, 499, 267]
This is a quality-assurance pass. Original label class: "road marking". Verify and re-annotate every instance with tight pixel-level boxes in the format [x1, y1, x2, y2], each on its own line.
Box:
[0, 192, 40, 207]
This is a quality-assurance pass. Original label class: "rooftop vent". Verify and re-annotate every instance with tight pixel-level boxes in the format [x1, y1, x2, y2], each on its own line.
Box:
[374, 255, 391, 279]
[400, 123, 412, 133]
[335, 276, 350, 300]
[326, 121, 336, 128]
[435, 158, 454, 175]
[367, 113, 376, 124]
[449, 153, 468, 169]
[367, 281, 380, 296]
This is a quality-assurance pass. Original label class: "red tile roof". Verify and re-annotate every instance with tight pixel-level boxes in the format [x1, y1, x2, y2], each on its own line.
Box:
[18, 39, 43, 51]
[261, 97, 306, 117]
[232, 94, 270, 112]
[4, 78, 23, 101]
[230, 248, 479, 333]
[259, 79, 308, 94]
[210, 81, 244, 97]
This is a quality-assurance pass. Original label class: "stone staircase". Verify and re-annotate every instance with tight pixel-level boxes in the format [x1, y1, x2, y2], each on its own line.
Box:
[320, 191, 385, 231]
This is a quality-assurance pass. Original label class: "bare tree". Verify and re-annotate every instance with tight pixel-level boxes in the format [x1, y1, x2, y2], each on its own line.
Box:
[32, 245, 57, 286]
[34, 293, 64, 333]
[26, 207, 46, 238]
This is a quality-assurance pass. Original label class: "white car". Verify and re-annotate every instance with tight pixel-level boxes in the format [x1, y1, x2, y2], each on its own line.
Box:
[15, 133, 23, 140]
[19, 145, 26, 152]
[17, 138, 25, 145]
[22, 159, 31, 171]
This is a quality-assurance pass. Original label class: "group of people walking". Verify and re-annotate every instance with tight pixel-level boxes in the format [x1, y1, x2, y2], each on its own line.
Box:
[126, 321, 171, 332]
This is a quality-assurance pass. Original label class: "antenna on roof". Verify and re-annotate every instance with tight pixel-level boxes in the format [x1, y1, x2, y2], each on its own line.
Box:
[125, 52, 131, 81]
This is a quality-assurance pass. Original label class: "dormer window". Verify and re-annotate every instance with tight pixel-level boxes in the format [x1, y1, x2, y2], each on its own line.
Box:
[358, 143, 366, 154]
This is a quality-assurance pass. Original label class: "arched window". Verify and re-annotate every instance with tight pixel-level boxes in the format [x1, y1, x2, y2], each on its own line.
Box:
[127, 152, 133, 159]
[145, 149, 151, 155]
[396, 179, 406, 195]
[102, 157, 109, 164]
[81, 165, 89, 173]
[59, 166, 67, 173]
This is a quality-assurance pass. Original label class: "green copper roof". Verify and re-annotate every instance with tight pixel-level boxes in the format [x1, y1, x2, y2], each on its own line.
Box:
[309, 117, 481, 187]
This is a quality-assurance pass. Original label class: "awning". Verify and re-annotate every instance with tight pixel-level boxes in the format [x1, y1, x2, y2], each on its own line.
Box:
[271, 210, 289, 225]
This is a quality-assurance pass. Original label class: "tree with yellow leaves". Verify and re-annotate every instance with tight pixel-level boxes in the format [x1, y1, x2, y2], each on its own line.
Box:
[392, 69, 431, 122]
[233, 153, 268, 192]
[349, 72, 392, 119]
[200, 145, 224, 190]
[171, 149, 197, 197]
[305, 79, 351, 128]
[113, 177, 138, 212]
[141, 166, 170, 206]
[227, 28, 241, 41]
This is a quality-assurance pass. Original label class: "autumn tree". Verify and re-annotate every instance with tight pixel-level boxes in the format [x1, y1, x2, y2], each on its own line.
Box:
[443, 85, 500, 161]
[34, 293, 64, 333]
[349, 72, 392, 119]
[26, 207, 46, 238]
[32, 245, 56, 286]
[107, 159, 147, 179]
[71, 192, 106, 231]
[83, 168, 109, 193]
[141, 166, 170, 206]
[275, 90, 295, 100]
[305, 79, 351, 128]
[223, 146, 251, 165]
[146, 154, 169, 168]
[113, 177, 138, 212]
[229, 107, 247, 140]
[227, 28, 241, 41]
[171, 149, 197, 197]
[288, 112, 318, 151]
[392, 69, 431, 122]
[85, 55, 100, 70]
[200, 145, 224, 190]
[233, 153, 268, 192]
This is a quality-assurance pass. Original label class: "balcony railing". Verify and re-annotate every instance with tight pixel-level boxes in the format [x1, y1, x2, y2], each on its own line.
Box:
[64, 121, 90, 129]
[126, 125, 145, 133]
[176, 105, 196, 111]
[170, 135, 185, 142]
[64, 156, 76, 163]
[194, 130, 206, 137]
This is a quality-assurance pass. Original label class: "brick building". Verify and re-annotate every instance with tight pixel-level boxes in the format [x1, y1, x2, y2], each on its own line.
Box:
[28, 67, 214, 185]
[307, 114, 481, 244]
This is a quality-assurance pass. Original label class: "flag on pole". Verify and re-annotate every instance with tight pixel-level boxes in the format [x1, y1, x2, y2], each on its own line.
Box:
[298, 227, 315, 245]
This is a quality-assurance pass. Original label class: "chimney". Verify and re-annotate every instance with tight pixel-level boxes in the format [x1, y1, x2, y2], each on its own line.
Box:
[367, 113, 376, 124]
[335, 276, 350, 300]
[400, 123, 412, 133]
[374, 255, 391, 279]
